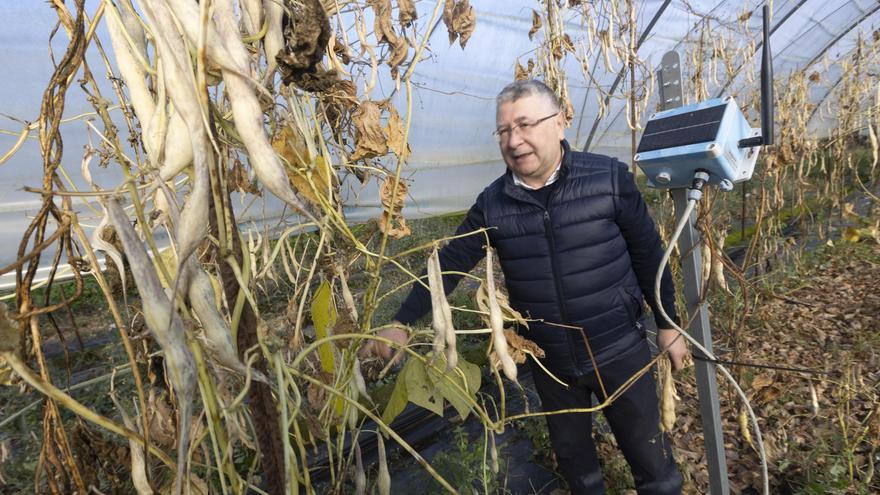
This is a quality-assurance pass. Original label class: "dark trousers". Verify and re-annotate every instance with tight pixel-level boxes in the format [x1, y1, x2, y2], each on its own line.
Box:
[531, 341, 683, 495]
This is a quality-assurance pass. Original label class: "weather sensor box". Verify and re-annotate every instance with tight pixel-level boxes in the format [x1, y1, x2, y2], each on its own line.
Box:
[634, 96, 760, 190]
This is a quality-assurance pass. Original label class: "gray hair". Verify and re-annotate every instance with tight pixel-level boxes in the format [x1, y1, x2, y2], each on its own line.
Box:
[496, 79, 561, 110]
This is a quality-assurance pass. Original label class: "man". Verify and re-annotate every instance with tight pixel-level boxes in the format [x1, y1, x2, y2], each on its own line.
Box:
[371, 79, 687, 494]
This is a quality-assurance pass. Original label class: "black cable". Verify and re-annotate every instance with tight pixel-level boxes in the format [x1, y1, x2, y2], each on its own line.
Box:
[691, 353, 831, 376]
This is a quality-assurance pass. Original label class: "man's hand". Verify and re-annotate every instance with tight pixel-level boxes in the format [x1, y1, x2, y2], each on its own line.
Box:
[657, 328, 690, 371]
[359, 322, 410, 365]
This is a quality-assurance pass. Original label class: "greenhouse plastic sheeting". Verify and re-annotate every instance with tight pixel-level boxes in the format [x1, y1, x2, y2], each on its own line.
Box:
[1, 0, 879, 289]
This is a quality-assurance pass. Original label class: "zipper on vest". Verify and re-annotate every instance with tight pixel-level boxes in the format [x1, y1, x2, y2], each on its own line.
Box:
[543, 209, 580, 372]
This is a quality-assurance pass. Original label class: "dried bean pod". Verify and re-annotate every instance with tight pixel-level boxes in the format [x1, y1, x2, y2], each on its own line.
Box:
[489, 429, 499, 474]
[658, 354, 678, 432]
[426, 248, 447, 358]
[486, 247, 517, 381]
[739, 405, 755, 451]
[352, 356, 371, 403]
[430, 249, 458, 370]
[139, 0, 209, 272]
[111, 396, 153, 495]
[166, 0, 317, 224]
[184, 259, 267, 382]
[376, 432, 391, 495]
[262, 0, 284, 80]
[354, 442, 366, 495]
[105, 4, 155, 155]
[428, 247, 458, 370]
[239, 0, 263, 37]
[106, 198, 195, 495]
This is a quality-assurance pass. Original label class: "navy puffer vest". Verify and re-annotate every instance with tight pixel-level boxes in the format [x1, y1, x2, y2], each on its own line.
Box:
[481, 145, 647, 377]
[394, 140, 678, 378]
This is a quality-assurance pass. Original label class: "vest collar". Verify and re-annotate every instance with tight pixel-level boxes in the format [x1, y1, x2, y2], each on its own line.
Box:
[502, 139, 572, 206]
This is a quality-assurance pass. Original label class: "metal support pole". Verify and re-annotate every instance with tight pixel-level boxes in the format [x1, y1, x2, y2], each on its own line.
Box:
[657, 51, 729, 495]
[671, 189, 730, 495]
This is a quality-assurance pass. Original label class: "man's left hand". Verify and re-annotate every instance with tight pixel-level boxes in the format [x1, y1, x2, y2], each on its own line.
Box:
[657, 328, 690, 371]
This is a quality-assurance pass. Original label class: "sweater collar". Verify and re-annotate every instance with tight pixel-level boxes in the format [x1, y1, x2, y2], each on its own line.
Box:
[503, 140, 572, 204]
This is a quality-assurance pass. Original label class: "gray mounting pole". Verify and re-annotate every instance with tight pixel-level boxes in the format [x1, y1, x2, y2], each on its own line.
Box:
[657, 51, 730, 495]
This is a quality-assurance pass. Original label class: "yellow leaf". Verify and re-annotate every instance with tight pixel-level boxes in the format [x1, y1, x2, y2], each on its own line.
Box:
[272, 126, 331, 205]
[843, 227, 861, 243]
[310, 281, 338, 375]
[154, 247, 177, 288]
[0, 361, 12, 386]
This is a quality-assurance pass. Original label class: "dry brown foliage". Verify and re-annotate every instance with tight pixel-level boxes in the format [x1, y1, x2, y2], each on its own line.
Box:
[443, 0, 476, 48]
[277, 0, 338, 91]
[489, 328, 545, 368]
[378, 177, 411, 239]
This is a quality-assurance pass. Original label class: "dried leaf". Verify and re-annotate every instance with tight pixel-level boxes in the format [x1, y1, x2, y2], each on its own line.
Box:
[476, 280, 529, 329]
[272, 125, 331, 205]
[562, 33, 575, 53]
[378, 177, 411, 239]
[490, 329, 545, 367]
[367, 0, 410, 78]
[514, 58, 535, 81]
[350, 101, 388, 160]
[0, 304, 14, 385]
[751, 374, 774, 392]
[277, 0, 339, 91]
[306, 371, 335, 413]
[322, 79, 358, 134]
[384, 104, 409, 160]
[528, 10, 542, 40]
[228, 158, 261, 196]
[443, 0, 476, 49]
[147, 388, 177, 450]
[398, 0, 417, 27]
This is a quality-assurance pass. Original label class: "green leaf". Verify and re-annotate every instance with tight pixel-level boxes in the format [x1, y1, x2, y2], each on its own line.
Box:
[381, 360, 412, 424]
[427, 354, 481, 420]
[405, 358, 444, 416]
[310, 280, 337, 374]
[381, 354, 482, 424]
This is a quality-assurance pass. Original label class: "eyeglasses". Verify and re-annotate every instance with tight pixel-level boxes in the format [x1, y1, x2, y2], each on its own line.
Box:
[493, 112, 559, 142]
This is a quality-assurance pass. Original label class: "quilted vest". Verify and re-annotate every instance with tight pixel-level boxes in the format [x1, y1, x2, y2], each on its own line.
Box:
[481, 143, 646, 377]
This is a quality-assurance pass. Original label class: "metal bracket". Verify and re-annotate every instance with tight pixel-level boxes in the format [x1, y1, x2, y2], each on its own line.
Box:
[657, 51, 683, 110]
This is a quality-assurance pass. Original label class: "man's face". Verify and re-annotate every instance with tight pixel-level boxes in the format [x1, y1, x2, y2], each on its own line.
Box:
[496, 94, 565, 187]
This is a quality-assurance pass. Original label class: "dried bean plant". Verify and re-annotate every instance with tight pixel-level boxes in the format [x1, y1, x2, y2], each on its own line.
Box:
[2, 1, 880, 494]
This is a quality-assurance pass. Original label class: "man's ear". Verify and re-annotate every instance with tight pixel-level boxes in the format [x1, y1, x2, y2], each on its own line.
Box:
[555, 111, 566, 139]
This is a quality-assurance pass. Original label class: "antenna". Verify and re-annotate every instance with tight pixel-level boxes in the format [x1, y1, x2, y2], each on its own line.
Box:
[739, 4, 774, 148]
[760, 4, 774, 146]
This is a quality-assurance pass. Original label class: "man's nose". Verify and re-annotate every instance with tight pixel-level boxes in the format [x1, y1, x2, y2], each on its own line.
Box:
[507, 128, 525, 148]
